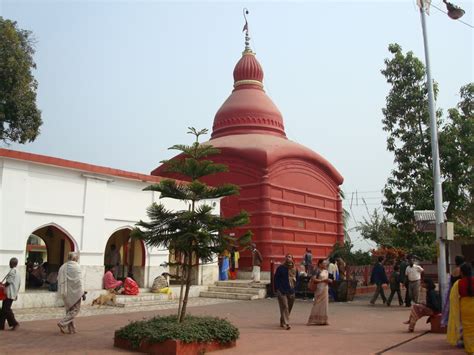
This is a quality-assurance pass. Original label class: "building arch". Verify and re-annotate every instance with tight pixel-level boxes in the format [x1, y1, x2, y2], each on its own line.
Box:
[25, 223, 76, 290]
[104, 226, 146, 287]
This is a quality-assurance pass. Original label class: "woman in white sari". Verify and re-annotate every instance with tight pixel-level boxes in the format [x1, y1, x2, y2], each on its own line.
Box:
[307, 259, 332, 326]
[57, 252, 85, 334]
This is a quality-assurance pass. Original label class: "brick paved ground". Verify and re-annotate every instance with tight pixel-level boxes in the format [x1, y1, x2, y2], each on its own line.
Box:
[0, 294, 465, 355]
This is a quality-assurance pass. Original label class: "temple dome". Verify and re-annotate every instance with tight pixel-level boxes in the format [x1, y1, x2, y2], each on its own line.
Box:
[211, 50, 286, 139]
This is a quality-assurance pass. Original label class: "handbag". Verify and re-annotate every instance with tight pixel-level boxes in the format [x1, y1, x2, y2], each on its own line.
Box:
[307, 277, 317, 292]
[0, 276, 7, 301]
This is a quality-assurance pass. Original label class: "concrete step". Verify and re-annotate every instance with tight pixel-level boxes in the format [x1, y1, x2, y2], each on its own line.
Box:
[207, 286, 265, 298]
[215, 281, 269, 289]
[116, 292, 170, 304]
[199, 291, 259, 301]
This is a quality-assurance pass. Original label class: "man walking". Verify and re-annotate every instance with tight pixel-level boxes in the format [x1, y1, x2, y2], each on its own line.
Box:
[405, 257, 424, 304]
[399, 256, 410, 307]
[250, 244, 263, 283]
[370, 256, 388, 305]
[57, 252, 85, 334]
[274, 254, 298, 330]
[0, 257, 21, 331]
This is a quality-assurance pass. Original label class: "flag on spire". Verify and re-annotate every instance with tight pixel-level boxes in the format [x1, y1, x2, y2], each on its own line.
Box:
[417, 0, 431, 14]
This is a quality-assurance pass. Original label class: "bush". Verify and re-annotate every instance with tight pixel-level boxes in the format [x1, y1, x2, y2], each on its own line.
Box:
[115, 315, 239, 348]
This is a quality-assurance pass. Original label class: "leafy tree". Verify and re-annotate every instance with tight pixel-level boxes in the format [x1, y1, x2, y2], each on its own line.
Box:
[0, 17, 42, 144]
[439, 83, 474, 238]
[381, 43, 439, 245]
[380, 44, 473, 258]
[133, 128, 252, 323]
[330, 241, 371, 266]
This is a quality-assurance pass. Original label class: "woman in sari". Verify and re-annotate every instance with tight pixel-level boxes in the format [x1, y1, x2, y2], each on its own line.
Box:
[402, 278, 441, 332]
[442, 255, 464, 327]
[307, 259, 332, 326]
[219, 250, 230, 281]
[447, 263, 474, 354]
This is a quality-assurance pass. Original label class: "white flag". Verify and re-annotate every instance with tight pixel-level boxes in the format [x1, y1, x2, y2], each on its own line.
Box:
[417, 0, 431, 14]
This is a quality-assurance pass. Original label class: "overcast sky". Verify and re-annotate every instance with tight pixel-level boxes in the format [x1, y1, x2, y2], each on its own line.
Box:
[1, 0, 472, 251]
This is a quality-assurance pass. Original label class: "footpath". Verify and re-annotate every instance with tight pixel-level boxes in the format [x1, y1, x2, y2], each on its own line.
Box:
[0, 294, 465, 355]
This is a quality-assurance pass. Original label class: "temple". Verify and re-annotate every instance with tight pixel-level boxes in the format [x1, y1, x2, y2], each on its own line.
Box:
[152, 26, 344, 272]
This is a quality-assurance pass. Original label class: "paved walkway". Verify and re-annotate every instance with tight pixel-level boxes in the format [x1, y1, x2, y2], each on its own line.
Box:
[0, 295, 465, 354]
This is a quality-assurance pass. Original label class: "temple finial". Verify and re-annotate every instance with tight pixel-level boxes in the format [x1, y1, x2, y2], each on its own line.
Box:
[242, 8, 252, 53]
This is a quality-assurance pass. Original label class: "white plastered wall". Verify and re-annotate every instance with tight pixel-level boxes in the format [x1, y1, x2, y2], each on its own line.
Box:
[0, 157, 219, 292]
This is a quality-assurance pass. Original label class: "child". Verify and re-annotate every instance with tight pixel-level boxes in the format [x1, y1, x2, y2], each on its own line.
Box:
[387, 264, 403, 306]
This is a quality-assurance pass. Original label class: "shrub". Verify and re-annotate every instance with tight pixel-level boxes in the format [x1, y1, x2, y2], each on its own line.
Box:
[115, 315, 239, 348]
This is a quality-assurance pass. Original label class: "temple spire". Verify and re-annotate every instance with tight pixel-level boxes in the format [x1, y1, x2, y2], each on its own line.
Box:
[242, 8, 252, 54]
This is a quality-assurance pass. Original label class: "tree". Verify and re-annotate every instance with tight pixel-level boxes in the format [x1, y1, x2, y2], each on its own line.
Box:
[380, 44, 473, 259]
[330, 241, 371, 266]
[0, 17, 42, 144]
[439, 83, 474, 238]
[133, 128, 252, 323]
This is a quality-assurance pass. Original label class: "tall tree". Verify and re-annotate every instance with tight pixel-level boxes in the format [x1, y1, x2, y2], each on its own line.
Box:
[439, 83, 474, 238]
[380, 44, 473, 259]
[381, 43, 439, 253]
[133, 128, 252, 323]
[0, 17, 42, 144]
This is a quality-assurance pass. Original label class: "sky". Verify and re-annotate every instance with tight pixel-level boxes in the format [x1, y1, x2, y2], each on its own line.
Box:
[1, 0, 473, 251]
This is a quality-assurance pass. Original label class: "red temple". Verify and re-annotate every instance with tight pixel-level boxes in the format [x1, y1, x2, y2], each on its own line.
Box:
[152, 37, 344, 272]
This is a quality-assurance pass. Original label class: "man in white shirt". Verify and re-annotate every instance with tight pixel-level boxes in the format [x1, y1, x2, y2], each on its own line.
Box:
[0, 257, 21, 331]
[405, 257, 424, 303]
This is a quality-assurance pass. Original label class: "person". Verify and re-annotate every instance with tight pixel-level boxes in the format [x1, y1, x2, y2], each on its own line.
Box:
[0, 257, 21, 331]
[370, 256, 388, 305]
[303, 248, 313, 274]
[387, 264, 403, 307]
[105, 244, 121, 278]
[307, 259, 332, 325]
[327, 257, 339, 301]
[151, 272, 172, 296]
[57, 252, 86, 334]
[405, 257, 424, 304]
[447, 263, 474, 353]
[250, 244, 263, 283]
[123, 272, 139, 295]
[336, 256, 346, 280]
[103, 265, 123, 292]
[328, 257, 339, 281]
[403, 278, 441, 332]
[28, 262, 46, 288]
[219, 250, 230, 281]
[398, 256, 410, 307]
[441, 255, 465, 327]
[229, 247, 240, 280]
[274, 254, 298, 330]
[43, 262, 58, 292]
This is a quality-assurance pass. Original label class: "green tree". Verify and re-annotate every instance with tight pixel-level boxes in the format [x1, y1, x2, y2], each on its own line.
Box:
[380, 43, 473, 258]
[439, 83, 474, 238]
[330, 241, 371, 266]
[133, 128, 252, 323]
[0, 17, 42, 144]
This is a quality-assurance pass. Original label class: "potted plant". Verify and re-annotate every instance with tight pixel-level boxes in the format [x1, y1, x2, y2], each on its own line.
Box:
[114, 128, 251, 354]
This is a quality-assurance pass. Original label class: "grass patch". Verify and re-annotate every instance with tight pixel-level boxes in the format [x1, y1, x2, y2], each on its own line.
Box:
[115, 315, 239, 348]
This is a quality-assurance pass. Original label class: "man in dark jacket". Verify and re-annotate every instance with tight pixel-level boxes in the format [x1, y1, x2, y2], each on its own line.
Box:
[370, 256, 388, 305]
[274, 254, 298, 330]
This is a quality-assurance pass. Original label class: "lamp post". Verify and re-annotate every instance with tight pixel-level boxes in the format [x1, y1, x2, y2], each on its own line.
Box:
[417, 0, 464, 303]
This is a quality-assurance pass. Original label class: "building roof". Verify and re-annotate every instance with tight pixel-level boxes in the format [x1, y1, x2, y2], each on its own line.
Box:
[413, 210, 447, 222]
[0, 148, 165, 183]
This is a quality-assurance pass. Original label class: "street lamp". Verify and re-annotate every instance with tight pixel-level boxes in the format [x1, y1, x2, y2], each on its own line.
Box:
[417, 0, 464, 304]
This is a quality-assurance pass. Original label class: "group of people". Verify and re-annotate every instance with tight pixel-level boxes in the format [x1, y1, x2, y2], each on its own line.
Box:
[218, 244, 262, 282]
[26, 260, 58, 291]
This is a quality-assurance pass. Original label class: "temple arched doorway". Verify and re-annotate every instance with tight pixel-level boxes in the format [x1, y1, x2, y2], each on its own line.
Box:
[104, 228, 146, 287]
[25, 224, 75, 290]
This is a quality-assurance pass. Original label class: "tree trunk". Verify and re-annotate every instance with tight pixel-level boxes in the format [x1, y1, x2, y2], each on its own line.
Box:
[177, 255, 187, 321]
[178, 253, 194, 323]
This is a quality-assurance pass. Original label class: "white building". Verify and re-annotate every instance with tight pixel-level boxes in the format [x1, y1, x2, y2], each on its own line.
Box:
[0, 148, 219, 307]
